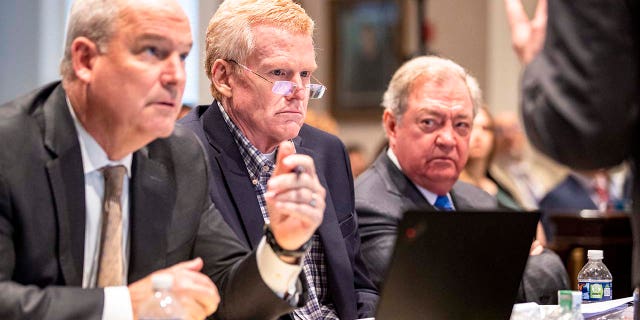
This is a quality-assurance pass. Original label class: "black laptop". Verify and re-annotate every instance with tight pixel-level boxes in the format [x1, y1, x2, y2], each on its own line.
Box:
[375, 210, 540, 320]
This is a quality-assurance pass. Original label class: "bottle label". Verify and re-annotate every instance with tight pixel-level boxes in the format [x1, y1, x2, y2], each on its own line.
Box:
[578, 281, 612, 302]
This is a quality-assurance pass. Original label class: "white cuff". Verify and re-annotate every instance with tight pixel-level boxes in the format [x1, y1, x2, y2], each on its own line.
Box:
[256, 237, 303, 299]
[102, 286, 134, 320]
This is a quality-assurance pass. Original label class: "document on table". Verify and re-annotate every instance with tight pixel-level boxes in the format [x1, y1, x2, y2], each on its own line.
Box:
[581, 296, 634, 317]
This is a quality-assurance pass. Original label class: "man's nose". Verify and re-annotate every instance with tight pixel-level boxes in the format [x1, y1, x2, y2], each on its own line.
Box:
[435, 125, 456, 148]
[160, 53, 186, 88]
[285, 74, 306, 100]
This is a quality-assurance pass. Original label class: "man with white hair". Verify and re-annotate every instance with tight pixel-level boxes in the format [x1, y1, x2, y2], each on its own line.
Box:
[356, 56, 569, 304]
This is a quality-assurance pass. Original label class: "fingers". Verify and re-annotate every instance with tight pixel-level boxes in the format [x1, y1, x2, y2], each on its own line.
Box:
[268, 191, 325, 224]
[504, 0, 529, 29]
[130, 259, 220, 320]
[170, 267, 220, 318]
[273, 140, 297, 176]
[532, 0, 547, 26]
[169, 257, 204, 272]
[530, 240, 544, 256]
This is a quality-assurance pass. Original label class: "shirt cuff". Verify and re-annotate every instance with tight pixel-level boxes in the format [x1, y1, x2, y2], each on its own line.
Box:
[256, 236, 303, 299]
[102, 286, 134, 320]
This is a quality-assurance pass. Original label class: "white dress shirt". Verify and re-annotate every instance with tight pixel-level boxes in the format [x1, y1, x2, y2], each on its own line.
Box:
[386, 148, 455, 210]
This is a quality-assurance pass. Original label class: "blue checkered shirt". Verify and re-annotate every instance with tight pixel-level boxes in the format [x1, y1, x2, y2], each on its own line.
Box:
[218, 103, 337, 319]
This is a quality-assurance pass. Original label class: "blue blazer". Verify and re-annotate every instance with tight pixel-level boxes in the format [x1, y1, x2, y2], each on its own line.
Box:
[539, 175, 598, 211]
[179, 102, 378, 319]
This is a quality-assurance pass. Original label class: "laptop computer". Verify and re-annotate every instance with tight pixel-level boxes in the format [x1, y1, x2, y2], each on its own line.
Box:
[375, 210, 540, 320]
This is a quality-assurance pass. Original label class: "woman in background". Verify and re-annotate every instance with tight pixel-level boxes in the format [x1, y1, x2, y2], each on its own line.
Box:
[460, 106, 547, 245]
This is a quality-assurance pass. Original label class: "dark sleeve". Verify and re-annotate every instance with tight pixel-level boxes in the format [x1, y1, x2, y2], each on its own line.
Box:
[0, 172, 104, 320]
[195, 201, 299, 320]
[179, 128, 298, 320]
[352, 212, 380, 319]
[355, 205, 398, 291]
[338, 143, 379, 317]
[521, 0, 639, 169]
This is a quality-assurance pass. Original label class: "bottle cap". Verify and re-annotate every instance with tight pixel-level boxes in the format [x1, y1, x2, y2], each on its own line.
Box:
[587, 250, 604, 260]
[151, 273, 174, 290]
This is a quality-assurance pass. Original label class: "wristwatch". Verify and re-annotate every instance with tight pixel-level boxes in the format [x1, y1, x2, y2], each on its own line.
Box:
[263, 223, 312, 258]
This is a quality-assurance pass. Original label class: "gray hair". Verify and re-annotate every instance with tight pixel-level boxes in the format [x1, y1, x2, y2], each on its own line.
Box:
[381, 55, 482, 119]
[204, 0, 315, 100]
[59, 0, 120, 81]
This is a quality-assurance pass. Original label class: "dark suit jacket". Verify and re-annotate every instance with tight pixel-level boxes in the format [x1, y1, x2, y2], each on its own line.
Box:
[355, 151, 569, 304]
[0, 82, 297, 320]
[354, 151, 496, 287]
[520, 0, 640, 285]
[540, 175, 598, 211]
[178, 103, 378, 319]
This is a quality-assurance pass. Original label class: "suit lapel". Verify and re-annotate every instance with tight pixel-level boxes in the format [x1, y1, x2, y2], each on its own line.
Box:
[202, 106, 264, 248]
[375, 152, 431, 208]
[43, 84, 86, 286]
[295, 136, 356, 310]
[127, 148, 174, 282]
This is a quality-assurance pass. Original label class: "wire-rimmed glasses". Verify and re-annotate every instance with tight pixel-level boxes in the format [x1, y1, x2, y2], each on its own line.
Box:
[227, 59, 326, 99]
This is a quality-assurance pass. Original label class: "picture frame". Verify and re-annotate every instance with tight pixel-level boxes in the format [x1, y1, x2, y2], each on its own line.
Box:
[329, 0, 404, 120]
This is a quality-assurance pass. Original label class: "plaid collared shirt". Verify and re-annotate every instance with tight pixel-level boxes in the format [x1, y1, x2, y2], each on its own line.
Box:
[218, 103, 337, 319]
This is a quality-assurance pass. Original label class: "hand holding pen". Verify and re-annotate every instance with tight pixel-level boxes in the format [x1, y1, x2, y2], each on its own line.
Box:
[264, 141, 325, 252]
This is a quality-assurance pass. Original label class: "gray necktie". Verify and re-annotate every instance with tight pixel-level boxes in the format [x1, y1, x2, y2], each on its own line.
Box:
[97, 165, 126, 287]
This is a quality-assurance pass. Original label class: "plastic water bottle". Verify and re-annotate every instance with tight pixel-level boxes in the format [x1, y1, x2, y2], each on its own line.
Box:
[577, 250, 613, 303]
[137, 274, 185, 320]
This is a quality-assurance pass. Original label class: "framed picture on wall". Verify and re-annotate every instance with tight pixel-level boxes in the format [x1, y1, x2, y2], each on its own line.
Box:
[329, 0, 404, 120]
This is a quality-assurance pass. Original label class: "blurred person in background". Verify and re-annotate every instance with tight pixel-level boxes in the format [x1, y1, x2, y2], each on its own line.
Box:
[347, 144, 369, 179]
[490, 112, 567, 210]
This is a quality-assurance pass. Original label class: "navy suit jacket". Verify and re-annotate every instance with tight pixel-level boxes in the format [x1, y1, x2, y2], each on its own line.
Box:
[179, 103, 378, 319]
[539, 175, 598, 211]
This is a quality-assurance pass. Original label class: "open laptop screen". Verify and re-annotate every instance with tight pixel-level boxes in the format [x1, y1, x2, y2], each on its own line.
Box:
[375, 210, 539, 319]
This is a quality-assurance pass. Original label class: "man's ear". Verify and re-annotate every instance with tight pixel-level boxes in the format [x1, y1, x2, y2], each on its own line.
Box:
[211, 59, 233, 98]
[70, 37, 101, 83]
[383, 109, 397, 139]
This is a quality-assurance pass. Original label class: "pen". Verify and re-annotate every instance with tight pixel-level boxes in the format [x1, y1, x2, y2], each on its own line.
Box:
[293, 165, 305, 180]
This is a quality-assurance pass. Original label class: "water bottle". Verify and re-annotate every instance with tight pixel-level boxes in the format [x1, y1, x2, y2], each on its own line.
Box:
[137, 274, 185, 320]
[577, 250, 613, 303]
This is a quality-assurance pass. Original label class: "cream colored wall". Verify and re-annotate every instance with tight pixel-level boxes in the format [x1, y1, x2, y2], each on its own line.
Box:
[197, 0, 222, 104]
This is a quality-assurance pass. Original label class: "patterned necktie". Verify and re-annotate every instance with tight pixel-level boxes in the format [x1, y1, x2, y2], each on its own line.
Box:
[434, 195, 454, 211]
[97, 165, 126, 287]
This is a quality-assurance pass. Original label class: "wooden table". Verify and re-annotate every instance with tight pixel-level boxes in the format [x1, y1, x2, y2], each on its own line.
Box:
[548, 210, 633, 299]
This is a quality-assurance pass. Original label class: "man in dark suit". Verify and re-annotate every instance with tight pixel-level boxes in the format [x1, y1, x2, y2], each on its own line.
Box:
[178, 0, 378, 318]
[356, 56, 569, 304]
[0, 0, 326, 319]
[505, 0, 639, 292]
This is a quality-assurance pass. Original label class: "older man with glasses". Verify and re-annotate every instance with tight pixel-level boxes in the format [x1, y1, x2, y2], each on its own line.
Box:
[178, 0, 378, 319]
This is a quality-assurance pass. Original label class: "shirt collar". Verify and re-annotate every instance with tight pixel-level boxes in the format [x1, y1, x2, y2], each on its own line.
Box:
[386, 147, 449, 206]
[66, 96, 132, 176]
[217, 101, 274, 181]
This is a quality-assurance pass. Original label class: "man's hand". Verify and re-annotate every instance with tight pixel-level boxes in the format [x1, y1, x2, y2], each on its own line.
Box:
[265, 141, 325, 254]
[504, 0, 547, 65]
[129, 258, 220, 320]
[530, 239, 544, 256]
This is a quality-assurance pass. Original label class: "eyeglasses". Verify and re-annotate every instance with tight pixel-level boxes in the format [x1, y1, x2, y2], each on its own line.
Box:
[228, 59, 326, 99]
